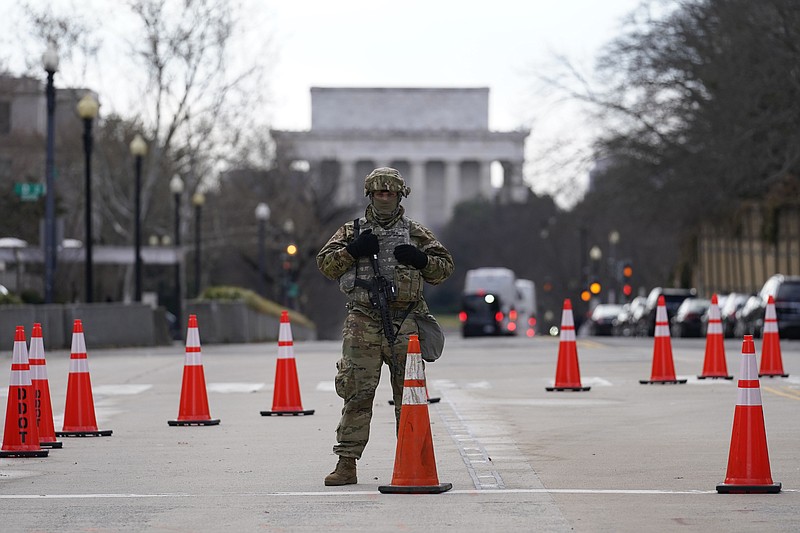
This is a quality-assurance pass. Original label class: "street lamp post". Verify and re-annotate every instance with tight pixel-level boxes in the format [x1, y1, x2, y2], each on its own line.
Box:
[170, 174, 184, 334]
[42, 41, 59, 304]
[129, 134, 147, 302]
[77, 93, 99, 303]
[608, 230, 620, 304]
[192, 192, 205, 298]
[255, 202, 270, 298]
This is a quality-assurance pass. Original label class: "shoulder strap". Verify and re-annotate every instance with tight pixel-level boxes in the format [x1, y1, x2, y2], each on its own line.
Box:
[353, 217, 360, 238]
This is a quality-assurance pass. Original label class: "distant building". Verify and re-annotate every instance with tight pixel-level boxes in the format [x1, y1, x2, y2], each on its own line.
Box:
[271, 87, 529, 229]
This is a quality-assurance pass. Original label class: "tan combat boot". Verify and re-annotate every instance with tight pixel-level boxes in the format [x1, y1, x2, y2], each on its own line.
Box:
[324, 456, 357, 486]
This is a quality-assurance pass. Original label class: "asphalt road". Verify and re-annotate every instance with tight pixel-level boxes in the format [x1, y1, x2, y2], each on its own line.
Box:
[1, 330, 798, 532]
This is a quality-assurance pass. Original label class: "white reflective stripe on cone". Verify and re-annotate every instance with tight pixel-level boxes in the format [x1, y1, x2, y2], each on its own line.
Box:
[279, 322, 293, 342]
[402, 386, 427, 405]
[278, 343, 293, 359]
[12, 342, 28, 364]
[29, 363, 48, 380]
[183, 352, 203, 366]
[763, 319, 779, 334]
[655, 323, 670, 337]
[765, 302, 777, 320]
[69, 358, 90, 373]
[404, 354, 424, 380]
[560, 327, 576, 342]
[561, 309, 574, 328]
[737, 387, 763, 406]
[740, 353, 759, 380]
[187, 327, 201, 349]
[707, 321, 723, 335]
[656, 304, 668, 322]
[71, 333, 87, 354]
[708, 303, 721, 321]
[9, 370, 31, 386]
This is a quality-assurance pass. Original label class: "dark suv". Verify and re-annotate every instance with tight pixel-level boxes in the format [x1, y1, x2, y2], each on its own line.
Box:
[735, 274, 800, 339]
[637, 287, 697, 336]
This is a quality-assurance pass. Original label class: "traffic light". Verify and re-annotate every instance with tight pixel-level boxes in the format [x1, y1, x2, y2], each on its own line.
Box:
[589, 281, 602, 295]
[622, 262, 633, 299]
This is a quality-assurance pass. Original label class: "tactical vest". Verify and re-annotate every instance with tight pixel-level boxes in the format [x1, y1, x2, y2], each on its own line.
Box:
[338, 216, 423, 307]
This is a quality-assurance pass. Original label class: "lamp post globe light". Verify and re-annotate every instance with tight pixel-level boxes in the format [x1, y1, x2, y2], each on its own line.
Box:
[77, 93, 99, 303]
[192, 191, 205, 298]
[129, 134, 147, 302]
[42, 41, 59, 303]
[255, 202, 270, 298]
[170, 174, 184, 335]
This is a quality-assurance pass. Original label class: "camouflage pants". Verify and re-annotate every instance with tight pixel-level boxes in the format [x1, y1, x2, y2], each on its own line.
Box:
[332, 307, 419, 459]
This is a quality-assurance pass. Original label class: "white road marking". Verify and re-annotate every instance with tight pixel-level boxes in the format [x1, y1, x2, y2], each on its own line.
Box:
[2, 488, 768, 499]
[206, 382, 265, 393]
[92, 384, 153, 395]
[316, 381, 336, 392]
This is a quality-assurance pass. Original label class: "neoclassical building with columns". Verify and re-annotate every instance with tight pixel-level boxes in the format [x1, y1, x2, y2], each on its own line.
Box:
[271, 87, 529, 230]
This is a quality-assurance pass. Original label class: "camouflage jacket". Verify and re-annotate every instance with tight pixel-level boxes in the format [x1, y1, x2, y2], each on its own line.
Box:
[316, 207, 454, 309]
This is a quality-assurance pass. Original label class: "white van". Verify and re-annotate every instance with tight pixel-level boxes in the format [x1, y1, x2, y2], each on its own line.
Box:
[514, 279, 537, 337]
[461, 268, 519, 336]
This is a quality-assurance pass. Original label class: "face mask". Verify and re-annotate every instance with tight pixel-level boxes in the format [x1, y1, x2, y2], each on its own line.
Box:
[372, 196, 398, 215]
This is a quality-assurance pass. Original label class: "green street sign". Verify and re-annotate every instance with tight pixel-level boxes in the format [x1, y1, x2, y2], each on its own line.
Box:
[14, 182, 46, 201]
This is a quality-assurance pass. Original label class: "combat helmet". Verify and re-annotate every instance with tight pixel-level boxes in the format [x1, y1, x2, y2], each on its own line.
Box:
[364, 167, 411, 197]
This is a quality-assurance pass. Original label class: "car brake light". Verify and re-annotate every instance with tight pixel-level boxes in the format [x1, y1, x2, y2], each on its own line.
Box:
[507, 322, 516, 331]
[495, 312, 504, 322]
[509, 310, 517, 320]
[458, 311, 467, 322]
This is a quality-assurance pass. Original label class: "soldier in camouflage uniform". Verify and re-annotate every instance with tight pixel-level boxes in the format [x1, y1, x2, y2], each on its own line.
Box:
[316, 167, 454, 486]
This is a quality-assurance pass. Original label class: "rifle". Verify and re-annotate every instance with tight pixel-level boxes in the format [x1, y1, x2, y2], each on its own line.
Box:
[354, 254, 399, 345]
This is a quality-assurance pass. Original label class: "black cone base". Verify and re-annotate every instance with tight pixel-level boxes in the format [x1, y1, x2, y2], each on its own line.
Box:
[0, 449, 49, 457]
[716, 482, 781, 494]
[56, 429, 113, 437]
[40, 441, 63, 448]
[168, 419, 220, 426]
[378, 482, 453, 494]
[697, 375, 733, 380]
[639, 379, 687, 384]
[546, 386, 591, 391]
[759, 373, 789, 378]
[388, 398, 440, 405]
[260, 409, 315, 416]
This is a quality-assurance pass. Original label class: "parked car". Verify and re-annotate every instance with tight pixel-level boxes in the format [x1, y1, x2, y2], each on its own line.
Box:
[670, 297, 710, 338]
[613, 296, 646, 337]
[719, 292, 750, 338]
[587, 304, 623, 336]
[735, 274, 800, 339]
[637, 287, 697, 336]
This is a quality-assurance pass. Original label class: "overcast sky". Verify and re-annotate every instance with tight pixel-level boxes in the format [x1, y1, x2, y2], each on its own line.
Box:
[1, 0, 644, 203]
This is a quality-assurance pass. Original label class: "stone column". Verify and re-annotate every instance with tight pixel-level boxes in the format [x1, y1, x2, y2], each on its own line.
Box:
[444, 160, 460, 221]
[479, 160, 493, 200]
[408, 160, 427, 222]
[502, 160, 527, 203]
[337, 159, 357, 206]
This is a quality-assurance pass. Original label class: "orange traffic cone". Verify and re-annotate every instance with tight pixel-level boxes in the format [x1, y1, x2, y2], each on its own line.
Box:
[759, 296, 788, 378]
[698, 294, 733, 380]
[29, 323, 62, 448]
[168, 315, 220, 426]
[57, 320, 112, 437]
[378, 335, 452, 494]
[546, 299, 590, 391]
[261, 311, 314, 416]
[640, 295, 687, 384]
[1, 326, 48, 457]
[716, 335, 781, 493]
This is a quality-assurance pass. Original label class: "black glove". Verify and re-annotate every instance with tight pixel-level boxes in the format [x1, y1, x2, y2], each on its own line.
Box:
[346, 229, 379, 258]
[394, 244, 428, 269]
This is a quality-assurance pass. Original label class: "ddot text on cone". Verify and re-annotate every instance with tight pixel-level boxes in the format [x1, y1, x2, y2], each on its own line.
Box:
[1, 326, 48, 457]
[29, 323, 62, 448]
